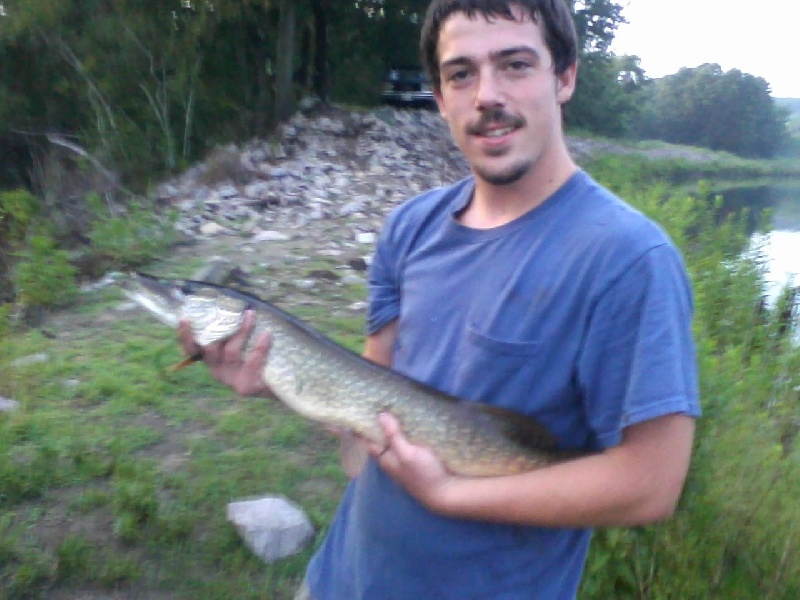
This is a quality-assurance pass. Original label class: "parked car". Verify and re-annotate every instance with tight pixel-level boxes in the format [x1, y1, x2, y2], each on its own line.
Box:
[381, 67, 436, 109]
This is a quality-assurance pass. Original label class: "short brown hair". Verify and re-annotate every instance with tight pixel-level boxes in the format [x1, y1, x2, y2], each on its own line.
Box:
[420, 0, 578, 92]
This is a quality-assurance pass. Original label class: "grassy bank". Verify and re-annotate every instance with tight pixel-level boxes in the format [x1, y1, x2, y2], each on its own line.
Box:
[582, 148, 800, 185]
[1, 152, 799, 598]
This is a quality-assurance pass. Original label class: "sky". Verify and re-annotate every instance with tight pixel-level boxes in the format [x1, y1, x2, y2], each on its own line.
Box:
[610, 0, 800, 98]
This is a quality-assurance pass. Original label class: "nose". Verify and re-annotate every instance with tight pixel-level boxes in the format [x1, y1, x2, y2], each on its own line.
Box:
[474, 68, 504, 110]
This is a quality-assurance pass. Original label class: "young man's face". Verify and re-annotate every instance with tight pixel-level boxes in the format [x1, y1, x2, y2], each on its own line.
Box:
[433, 6, 576, 187]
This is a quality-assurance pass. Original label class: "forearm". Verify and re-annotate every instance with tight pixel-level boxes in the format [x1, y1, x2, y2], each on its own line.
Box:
[438, 415, 694, 528]
[378, 413, 695, 529]
[439, 449, 672, 528]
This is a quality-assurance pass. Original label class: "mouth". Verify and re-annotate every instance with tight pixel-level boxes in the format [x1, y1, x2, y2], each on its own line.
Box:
[482, 126, 517, 138]
[467, 108, 525, 140]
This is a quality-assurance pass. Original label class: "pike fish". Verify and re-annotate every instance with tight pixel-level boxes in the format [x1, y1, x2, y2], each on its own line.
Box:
[120, 272, 573, 477]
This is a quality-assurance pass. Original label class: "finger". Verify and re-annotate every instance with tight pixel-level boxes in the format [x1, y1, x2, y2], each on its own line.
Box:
[367, 412, 399, 458]
[223, 310, 256, 361]
[242, 329, 271, 371]
[377, 413, 425, 464]
[177, 320, 202, 355]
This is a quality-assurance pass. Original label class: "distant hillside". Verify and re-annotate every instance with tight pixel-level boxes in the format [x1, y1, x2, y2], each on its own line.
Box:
[776, 97, 800, 119]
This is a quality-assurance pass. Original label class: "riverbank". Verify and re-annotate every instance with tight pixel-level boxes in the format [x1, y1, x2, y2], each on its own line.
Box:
[1, 105, 798, 599]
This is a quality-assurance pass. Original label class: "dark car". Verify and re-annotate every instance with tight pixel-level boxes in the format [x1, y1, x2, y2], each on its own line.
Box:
[381, 67, 436, 109]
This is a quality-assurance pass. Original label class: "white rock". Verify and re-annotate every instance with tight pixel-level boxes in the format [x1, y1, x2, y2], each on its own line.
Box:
[227, 496, 314, 563]
[0, 396, 20, 412]
[342, 274, 365, 286]
[252, 230, 290, 242]
[293, 279, 316, 290]
[115, 302, 139, 312]
[355, 232, 376, 245]
[199, 222, 228, 236]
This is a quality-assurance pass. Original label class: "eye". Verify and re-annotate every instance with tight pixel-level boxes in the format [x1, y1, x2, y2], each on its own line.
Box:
[505, 59, 532, 72]
[445, 67, 472, 84]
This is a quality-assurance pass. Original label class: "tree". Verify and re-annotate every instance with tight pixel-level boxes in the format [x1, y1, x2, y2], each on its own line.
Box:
[274, 0, 296, 123]
[565, 0, 640, 136]
[634, 64, 789, 158]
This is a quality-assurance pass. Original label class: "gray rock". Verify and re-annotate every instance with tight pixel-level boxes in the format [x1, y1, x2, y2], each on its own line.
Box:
[227, 496, 314, 563]
[244, 181, 272, 200]
[9, 353, 50, 368]
[0, 396, 20, 412]
[217, 184, 239, 198]
[339, 199, 366, 217]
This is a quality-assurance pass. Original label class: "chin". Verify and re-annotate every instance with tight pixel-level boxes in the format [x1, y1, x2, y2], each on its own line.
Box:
[474, 160, 532, 186]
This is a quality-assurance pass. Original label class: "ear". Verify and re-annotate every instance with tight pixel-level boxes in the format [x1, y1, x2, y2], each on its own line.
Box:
[434, 89, 448, 120]
[555, 62, 578, 105]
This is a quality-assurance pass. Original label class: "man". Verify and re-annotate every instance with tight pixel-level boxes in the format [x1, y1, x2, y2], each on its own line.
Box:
[180, 1, 700, 598]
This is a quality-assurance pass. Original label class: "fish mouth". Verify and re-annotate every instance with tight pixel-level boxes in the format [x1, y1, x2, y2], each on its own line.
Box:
[120, 273, 186, 328]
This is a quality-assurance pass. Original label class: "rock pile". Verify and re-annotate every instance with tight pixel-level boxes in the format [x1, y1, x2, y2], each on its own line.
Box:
[154, 106, 470, 244]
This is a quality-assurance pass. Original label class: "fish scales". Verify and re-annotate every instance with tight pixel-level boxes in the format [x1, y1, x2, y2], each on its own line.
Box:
[120, 273, 578, 477]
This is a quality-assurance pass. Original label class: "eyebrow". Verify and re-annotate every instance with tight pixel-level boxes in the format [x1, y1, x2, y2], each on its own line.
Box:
[440, 45, 542, 70]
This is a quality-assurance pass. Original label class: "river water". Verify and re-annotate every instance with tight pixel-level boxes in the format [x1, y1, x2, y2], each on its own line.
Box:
[713, 180, 800, 342]
[721, 181, 800, 302]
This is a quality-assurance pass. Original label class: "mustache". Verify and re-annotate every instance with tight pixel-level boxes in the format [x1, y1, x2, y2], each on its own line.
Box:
[466, 108, 525, 135]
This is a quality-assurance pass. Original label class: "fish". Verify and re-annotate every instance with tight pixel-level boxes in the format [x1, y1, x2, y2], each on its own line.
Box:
[119, 272, 577, 477]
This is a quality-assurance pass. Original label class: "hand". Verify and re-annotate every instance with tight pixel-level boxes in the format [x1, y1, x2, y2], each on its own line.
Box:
[366, 413, 460, 514]
[177, 310, 273, 397]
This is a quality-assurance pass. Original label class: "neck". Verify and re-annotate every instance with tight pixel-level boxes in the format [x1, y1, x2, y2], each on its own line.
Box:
[460, 141, 577, 230]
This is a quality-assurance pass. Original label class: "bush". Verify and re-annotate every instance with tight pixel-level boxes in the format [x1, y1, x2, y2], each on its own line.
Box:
[12, 231, 78, 312]
[87, 194, 178, 268]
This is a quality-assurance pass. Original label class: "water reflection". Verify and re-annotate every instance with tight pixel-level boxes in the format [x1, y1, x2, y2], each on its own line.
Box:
[721, 180, 800, 343]
[727, 182, 800, 302]
[751, 230, 800, 301]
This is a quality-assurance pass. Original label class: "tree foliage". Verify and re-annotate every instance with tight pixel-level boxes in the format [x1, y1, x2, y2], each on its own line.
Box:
[634, 64, 789, 158]
[0, 0, 633, 189]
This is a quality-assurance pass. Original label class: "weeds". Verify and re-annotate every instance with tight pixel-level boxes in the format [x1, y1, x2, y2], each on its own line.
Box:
[0, 156, 798, 598]
[578, 169, 800, 599]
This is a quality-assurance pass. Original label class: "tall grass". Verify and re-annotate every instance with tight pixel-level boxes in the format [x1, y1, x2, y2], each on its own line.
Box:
[579, 168, 800, 598]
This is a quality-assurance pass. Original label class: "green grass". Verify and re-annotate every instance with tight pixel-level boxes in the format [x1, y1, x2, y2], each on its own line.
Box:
[1, 153, 799, 598]
[0, 290, 347, 598]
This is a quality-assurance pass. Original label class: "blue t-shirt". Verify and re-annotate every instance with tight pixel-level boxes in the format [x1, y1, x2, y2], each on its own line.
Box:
[306, 171, 700, 599]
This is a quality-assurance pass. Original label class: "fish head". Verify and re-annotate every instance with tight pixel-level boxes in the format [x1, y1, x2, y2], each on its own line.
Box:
[120, 273, 187, 328]
[120, 273, 248, 346]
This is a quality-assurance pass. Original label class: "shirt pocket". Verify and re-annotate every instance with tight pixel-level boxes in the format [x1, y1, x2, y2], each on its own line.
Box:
[452, 326, 542, 406]
[466, 326, 541, 356]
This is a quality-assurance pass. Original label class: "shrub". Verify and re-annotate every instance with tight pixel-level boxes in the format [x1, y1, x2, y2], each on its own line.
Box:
[12, 231, 78, 312]
[87, 194, 178, 268]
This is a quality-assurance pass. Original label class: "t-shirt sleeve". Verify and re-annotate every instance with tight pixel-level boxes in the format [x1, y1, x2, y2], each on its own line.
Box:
[366, 214, 402, 335]
[577, 242, 701, 449]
